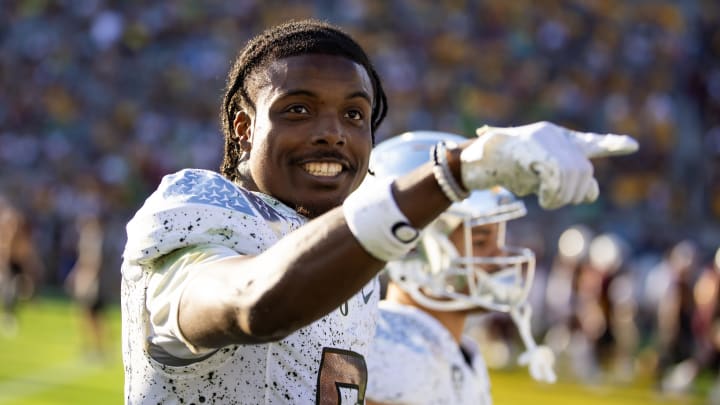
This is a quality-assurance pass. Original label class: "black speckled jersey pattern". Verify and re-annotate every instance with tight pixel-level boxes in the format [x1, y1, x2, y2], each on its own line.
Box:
[121, 169, 379, 404]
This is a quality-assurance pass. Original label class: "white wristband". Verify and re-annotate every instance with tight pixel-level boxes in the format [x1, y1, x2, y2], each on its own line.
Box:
[343, 178, 420, 262]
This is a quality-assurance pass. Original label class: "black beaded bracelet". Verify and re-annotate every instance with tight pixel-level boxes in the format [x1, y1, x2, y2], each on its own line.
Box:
[431, 141, 470, 202]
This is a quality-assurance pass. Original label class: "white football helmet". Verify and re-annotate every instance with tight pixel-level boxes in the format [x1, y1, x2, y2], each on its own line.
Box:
[370, 131, 536, 313]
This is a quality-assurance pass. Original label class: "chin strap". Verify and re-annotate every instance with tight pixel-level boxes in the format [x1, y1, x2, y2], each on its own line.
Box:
[509, 302, 557, 383]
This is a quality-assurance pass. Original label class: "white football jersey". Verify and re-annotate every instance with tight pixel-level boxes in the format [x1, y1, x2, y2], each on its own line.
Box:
[121, 169, 379, 404]
[366, 301, 492, 405]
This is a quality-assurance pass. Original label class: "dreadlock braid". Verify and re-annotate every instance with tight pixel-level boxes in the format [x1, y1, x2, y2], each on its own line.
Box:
[219, 19, 388, 182]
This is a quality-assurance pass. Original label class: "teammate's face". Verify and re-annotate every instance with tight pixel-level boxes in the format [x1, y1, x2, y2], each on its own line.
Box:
[236, 54, 374, 217]
[444, 223, 502, 314]
[448, 223, 502, 262]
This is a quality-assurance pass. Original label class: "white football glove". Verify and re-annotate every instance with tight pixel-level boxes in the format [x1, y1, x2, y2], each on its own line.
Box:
[518, 345, 557, 384]
[460, 121, 639, 209]
[510, 302, 557, 384]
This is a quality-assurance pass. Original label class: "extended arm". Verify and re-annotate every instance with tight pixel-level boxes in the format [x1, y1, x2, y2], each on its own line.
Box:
[177, 122, 637, 349]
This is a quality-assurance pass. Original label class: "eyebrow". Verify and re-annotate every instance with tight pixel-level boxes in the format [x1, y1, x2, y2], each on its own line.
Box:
[472, 228, 493, 237]
[347, 90, 372, 105]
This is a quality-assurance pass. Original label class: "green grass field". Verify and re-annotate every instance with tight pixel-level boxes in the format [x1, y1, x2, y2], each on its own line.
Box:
[0, 296, 706, 404]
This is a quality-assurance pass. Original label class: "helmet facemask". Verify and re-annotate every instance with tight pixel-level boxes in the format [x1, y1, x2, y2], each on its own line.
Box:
[388, 189, 535, 314]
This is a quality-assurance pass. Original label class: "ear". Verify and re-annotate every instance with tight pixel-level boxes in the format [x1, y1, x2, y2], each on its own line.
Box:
[233, 110, 253, 152]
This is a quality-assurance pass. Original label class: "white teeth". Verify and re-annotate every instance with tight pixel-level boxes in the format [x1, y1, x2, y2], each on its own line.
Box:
[302, 162, 342, 177]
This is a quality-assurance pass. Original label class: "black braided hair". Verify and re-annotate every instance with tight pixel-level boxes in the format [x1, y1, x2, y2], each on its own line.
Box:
[220, 19, 388, 182]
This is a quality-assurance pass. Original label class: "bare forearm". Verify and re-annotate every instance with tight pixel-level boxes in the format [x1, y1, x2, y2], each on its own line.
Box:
[247, 208, 384, 332]
[246, 163, 456, 331]
[180, 209, 383, 346]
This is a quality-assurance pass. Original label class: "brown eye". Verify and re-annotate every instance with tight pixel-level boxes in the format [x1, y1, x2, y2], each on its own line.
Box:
[287, 105, 309, 114]
[473, 239, 489, 248]
[345, 109, 363, 121]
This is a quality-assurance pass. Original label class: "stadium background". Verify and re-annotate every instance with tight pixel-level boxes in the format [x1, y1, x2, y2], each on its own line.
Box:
[1, 0, 719, 403]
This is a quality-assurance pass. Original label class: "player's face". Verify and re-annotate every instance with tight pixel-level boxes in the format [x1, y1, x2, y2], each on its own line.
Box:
[238, 54, 374, 217]
[448, 223, 502, 265]
[445, 223, 502, 314]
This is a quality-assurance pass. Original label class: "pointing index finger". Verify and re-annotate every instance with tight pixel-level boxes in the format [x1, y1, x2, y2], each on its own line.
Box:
[567, 131, 639, 158]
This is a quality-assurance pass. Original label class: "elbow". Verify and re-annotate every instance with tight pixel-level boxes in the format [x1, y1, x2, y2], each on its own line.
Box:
[233, 291, 301, 343]
[236, 305, 298, 343]
[226, 264, 316, 343]
[241, 310, 295, 343]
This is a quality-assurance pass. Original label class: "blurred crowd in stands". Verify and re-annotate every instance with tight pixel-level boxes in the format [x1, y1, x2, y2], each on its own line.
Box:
[1, 0, 720, 398]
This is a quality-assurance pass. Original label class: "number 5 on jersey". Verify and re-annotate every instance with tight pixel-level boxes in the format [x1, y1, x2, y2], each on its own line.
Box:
[316, 347, 367, 405]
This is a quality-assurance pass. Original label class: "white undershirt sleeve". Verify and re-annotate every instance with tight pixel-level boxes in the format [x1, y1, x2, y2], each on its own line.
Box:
[146, 244, 240, 359]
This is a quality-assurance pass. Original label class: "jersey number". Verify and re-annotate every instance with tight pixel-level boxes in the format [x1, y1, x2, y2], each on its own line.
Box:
[316, 347, 367, 405]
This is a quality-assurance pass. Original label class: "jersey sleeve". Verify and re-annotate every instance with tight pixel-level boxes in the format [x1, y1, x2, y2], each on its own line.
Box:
[123, 169, 279, 265]
[146, 243, 239, 358]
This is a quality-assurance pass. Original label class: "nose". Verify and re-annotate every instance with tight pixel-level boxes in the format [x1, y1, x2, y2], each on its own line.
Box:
[490, 246, 505, 258]
[471, 244, 504, 258]
[311, 113, 345, 146]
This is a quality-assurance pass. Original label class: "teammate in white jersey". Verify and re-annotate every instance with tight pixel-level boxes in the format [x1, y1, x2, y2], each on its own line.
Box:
[120, 19, 638, 405]
[366, 132, 563, 405]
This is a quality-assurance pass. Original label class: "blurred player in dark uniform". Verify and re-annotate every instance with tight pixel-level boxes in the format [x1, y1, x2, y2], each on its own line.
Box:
[0, 196, 43, 335]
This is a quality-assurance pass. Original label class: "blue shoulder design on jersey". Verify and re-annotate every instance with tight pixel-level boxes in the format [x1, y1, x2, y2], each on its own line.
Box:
[375, 309, 436, 354]
[123, 169, 302, 265]
[161, 169, 255, 216]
